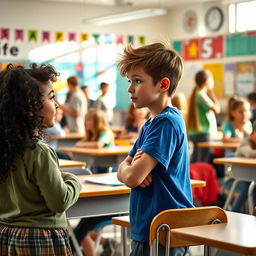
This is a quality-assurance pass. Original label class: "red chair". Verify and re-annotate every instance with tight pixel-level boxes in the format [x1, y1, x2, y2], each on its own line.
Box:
[190, 162, 220, 206]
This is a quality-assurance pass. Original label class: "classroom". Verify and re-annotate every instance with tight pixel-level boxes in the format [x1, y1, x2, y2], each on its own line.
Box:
[0, 0, 256, 256]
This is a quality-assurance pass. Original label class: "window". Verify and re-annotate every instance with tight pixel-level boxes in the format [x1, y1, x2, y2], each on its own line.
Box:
[229, 0, 256, 32]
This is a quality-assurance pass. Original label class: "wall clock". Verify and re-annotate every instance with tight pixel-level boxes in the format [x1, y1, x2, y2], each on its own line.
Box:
[205, 6, 224, 32]
[183, 10, 198, 33]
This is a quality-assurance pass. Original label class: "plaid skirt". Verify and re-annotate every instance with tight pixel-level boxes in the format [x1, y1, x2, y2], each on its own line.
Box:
[0, 224, 72, 256]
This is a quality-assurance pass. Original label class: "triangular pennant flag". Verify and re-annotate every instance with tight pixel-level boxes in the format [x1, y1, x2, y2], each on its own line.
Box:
[1, 28, 10, 40]
[55, 32, 64, 42]
[104, 34, 112, 44]
[138, 35, 145, 45]
[92, 34, 100, 44]
[116, 34, 124, 44]
[80, 33, 89, 42]
[127, 35, 134, 44]
[15, 29, 24, 41]
[28, 30, 38, 42]
[68, 32, 76, 42]
[42, 31, 50, 42]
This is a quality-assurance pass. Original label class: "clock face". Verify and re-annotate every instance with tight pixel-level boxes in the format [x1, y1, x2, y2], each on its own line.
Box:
[183, 10, 198, 33]
[205, 6, 224, 32]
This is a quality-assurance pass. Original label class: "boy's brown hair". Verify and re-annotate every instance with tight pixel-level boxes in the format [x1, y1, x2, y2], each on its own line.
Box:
[67, 76, 79, 86]
[117, 42, 183, 96]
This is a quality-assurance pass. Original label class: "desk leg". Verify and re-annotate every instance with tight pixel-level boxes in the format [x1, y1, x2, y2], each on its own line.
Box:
[67, 221, 83, 256]
[248, 181, 256, 214]
[120, 226, 129, 256]
[223, 179, 242, 210]
[204, 245, 211, 256]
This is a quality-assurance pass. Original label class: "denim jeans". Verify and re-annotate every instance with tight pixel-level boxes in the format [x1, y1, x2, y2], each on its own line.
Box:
[130, 240, 188, 256]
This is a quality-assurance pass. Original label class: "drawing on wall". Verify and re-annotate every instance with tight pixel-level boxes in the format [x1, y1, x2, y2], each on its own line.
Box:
[236, 62, 255, 97]
[203, 63, 224, 97]
[224, 63, 236, 96]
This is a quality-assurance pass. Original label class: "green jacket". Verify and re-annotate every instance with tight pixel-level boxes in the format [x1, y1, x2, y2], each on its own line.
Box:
[0, 140, 82, 228]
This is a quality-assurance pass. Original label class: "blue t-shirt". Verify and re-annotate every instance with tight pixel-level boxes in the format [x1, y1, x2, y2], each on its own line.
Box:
[222, 120, 252, 138]
[128, 106, 193, 243]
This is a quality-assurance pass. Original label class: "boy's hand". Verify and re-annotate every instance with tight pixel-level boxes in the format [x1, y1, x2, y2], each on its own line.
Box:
[131, 149, 143, 164]
[139, 173, 153, 188]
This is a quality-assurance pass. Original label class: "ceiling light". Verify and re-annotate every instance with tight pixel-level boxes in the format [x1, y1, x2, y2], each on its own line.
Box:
[82, 8, 167, 25]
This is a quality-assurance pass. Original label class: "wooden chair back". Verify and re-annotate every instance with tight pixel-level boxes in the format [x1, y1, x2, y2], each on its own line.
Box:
[253, 207, 256, 216]
[149, 206, 227, 250]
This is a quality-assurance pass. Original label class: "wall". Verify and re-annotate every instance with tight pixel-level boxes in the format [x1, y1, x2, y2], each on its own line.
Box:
[167, 1, 256, 114]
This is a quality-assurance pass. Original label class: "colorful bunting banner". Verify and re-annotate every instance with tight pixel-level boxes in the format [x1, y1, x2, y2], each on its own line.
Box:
[1, 28, 10, 40]
[80, 33, 89, 42]
[28, 30, 38, 42]
[138, 35, 145, 45]
[55, 32, 64, 42]
[68, 32, 76, 42]
[15, 29, 24, 41]
[127, 35, 134, 44]
[92, 34, 100, 44]
[42, 31, 50, 42]
[116, 34, 124, 44]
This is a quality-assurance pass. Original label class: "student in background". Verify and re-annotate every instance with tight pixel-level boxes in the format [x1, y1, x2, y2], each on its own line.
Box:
[61, 76, 87, 133]
[222, 96, 252, 143]
[186, 70, 220, 163]
[117, 42, 193, 256]
[0, 64, 81, 255]
[247, 91, 256, 124]
[119, 103, 149, 140]
[221, 123, 256, 213]
[81, 85, 94, 108]
[171, 91, 188, 120]
[93, 82, 115, 125]
[75, 108, 114, 151]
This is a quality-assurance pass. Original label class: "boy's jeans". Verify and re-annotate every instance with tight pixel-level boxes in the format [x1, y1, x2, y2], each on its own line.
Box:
[130, 240, 188, 256]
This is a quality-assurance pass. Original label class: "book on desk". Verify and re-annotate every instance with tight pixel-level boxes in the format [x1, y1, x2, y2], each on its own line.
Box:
[84, 172, 123, 186]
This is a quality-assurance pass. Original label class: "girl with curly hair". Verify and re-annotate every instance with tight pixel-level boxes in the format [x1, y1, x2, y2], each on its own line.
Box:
[0, 64, 81, 255]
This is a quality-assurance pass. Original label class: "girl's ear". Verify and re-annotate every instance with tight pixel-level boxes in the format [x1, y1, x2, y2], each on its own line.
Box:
[160, 77, 170, 92]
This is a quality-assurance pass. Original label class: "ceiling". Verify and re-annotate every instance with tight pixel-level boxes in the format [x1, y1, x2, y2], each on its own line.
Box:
[34, 0, 221, 9]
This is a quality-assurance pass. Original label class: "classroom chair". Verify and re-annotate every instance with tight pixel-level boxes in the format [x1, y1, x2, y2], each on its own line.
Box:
[149, 206, 227, 256]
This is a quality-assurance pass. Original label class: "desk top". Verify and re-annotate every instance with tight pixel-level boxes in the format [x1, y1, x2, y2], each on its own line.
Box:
[172, 211, 256, 255]
[213, 157, 256, 167]
[77, 174, 205, 198]
[59, 159, 86, 168]
[60, 146, 132, 156]
[47, 133, 84, 140]
[197, 141, 239, 149]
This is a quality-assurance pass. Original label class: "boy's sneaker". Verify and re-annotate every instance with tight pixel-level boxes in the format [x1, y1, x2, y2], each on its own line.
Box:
[101, 238, 119, 256]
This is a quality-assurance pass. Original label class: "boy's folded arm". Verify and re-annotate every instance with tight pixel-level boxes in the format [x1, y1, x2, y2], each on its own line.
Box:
[117, 152, 157, 188]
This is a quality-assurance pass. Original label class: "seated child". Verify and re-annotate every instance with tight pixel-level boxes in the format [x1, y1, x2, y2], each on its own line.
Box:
[222, 96, 252, 143]
[119, 103, 149, 140]
[75, 108, 114, 151]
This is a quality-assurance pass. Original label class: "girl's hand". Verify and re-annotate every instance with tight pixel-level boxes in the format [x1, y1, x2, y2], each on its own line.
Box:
[139, 173, 153, 188]
[131, 149, 143, 164]
[61, 172, 70, 178]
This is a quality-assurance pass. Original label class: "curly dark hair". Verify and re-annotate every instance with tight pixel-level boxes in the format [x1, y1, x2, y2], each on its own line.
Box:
[0, 63, 59, 183]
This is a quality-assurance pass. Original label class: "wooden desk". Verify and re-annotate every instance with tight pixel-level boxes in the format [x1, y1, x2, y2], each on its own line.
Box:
[197, 141, 239, 149]
[67, 174, 205, 219]
[60, 146, 132, 170]
[113, 211, 256, 256]
[172, 211, 256, 255]
[213, 157, 256, 213]
[68, 174, 205, 256]
[47, 133, 84, 148]
[59, 159, 86, 168]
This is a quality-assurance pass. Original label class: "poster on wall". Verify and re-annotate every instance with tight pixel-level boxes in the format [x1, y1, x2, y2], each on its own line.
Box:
[236, 62, 255, 97]
[224, 63, 236, 96]
[203, 63, 224, 97]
